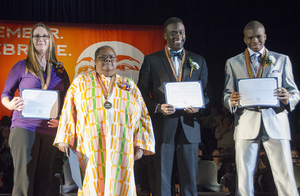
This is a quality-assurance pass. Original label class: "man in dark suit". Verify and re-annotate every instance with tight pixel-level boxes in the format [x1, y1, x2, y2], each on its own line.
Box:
[138, 17, 209, 196]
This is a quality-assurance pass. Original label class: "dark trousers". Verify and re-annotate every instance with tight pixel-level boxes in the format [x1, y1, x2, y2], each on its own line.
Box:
[9, 127, 57, 196]
[155, 124, 199, 196]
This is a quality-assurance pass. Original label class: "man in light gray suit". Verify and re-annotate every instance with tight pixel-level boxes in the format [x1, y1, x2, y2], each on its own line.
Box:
[223, 21, 299, 196]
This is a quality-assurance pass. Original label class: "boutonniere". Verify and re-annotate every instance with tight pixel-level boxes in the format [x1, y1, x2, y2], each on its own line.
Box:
[262, 53, 276, 69]
[188, 57, 199, 77]
[118, 77, 135, 92]
[53, 62, 65, 76]
[265, 55, 276, 66]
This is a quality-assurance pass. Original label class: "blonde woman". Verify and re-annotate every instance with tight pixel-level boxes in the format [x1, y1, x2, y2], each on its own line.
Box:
[1, 23, 70, 196]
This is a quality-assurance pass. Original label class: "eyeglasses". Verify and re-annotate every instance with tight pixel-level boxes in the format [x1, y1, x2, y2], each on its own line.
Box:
[32, 35, 50, 40]
[97, 55, 116, 61]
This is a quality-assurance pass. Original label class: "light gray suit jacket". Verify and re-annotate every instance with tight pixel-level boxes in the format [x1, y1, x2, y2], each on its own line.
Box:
[223, 49, 299, 140]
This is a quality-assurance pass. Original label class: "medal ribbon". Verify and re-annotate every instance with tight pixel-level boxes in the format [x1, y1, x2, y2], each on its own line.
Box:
[164, 45, 186, 82]
[245, 48, 266, 78]
[39, 62, 52, 90]
[96, 73, 117, 100]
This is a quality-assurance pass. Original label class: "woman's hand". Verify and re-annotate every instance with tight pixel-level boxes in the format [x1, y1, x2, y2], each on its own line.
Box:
[2, 97, 23, 111]
[58, 143, 69, 156]
[48, 119, 59, 128]
[134, 146, 143, 160]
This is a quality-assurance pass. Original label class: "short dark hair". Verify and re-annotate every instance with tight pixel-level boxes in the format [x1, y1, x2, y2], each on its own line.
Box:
[243, 21, 265, 35]
[164, 17, 183, 32]
[94, 45, 116, 60]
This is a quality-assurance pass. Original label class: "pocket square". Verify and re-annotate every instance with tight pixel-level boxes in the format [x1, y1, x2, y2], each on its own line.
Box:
[271, 70, 280, 73]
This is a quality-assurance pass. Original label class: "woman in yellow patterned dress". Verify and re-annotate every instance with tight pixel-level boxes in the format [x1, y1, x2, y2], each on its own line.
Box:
[54, 45, 155, 196]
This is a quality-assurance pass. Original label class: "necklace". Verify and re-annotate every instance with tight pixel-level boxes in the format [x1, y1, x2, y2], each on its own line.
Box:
[39, 62, 52, 90]
[164, 45, 185, 81]
[245, 48, 266, 78]
[96, 73, 116, 109]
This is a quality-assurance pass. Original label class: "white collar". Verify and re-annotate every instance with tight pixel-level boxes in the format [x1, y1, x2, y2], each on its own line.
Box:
[248, 46, 265, 56]
[167, 47, 183, 53]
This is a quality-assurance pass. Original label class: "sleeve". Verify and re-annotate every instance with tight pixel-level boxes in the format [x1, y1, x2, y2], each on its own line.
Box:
[282, 56, 300, 111]
[223, 60, 238, 114]
[131, 82, 155, 155]
[197, 56, 209, 105]
[53, 77, 79, 149]
[1, 61, 24, 100]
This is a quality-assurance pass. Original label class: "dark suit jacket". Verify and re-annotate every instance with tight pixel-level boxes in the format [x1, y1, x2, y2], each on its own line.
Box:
[138, 49, 209, 144]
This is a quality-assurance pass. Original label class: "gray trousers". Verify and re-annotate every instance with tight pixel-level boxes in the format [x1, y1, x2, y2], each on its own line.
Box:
[9, 127, 57, 196]
[235, 126, 299, 196]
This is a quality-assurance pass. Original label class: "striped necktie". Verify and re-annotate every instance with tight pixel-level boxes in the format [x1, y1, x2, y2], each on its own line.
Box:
[252, 52, 260, 73]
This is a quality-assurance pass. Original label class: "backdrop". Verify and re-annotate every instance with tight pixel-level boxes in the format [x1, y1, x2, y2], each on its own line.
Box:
[0, 20, 165, 117]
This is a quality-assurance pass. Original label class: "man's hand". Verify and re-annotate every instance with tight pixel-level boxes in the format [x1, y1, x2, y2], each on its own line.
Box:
[184, 106, 199, 114]
[274, 87, 289, 105]
[58, 143, 69, 157]
[134, 146, 143, 160]
[229, 92, 240, 107]
[158, 104, 176, 115]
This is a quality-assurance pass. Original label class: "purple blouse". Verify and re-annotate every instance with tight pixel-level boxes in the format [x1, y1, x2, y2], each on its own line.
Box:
[1, 60, 70, 135]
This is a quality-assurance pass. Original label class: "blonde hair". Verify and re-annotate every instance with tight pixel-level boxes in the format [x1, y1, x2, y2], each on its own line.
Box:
[25, 23, 58, 77]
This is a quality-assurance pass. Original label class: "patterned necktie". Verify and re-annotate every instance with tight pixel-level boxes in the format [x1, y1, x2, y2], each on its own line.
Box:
[252, 52, 260, 73]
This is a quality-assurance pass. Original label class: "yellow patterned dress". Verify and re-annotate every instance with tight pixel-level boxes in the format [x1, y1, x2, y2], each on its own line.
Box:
[54, 72, 155, 196]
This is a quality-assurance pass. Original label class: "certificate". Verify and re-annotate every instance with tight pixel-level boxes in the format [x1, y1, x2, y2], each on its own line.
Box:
[164, 81, 205, 109]
[237, 77, 279, 108]
[21, 89, 60, 119]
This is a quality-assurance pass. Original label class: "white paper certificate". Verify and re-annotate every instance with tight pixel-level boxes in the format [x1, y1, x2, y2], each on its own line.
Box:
[164, 81, 205, 109]
[21, 89, 60, 119]
[238, 78, 279, 108]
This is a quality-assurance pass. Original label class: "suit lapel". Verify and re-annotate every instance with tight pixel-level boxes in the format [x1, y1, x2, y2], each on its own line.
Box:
[262, 49, 272, 77]
[242, 53, 250, 77]
[181, 51, 190, 81]
[242, 52, 255, 78]
[159, 50, 177, 82]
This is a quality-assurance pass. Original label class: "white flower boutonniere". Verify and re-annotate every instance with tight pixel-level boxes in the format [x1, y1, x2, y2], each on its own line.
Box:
[128, 79, 135, 89]
[118, 77, 135, 92]
[188, 57, 199, 77]
[268, 56, 276, 65]
[262, 54, 276, 69]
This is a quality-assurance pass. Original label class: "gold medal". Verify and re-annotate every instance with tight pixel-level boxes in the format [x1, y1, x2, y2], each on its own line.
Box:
[96, 73, 116, 110]
[104, 101, 112, 109]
